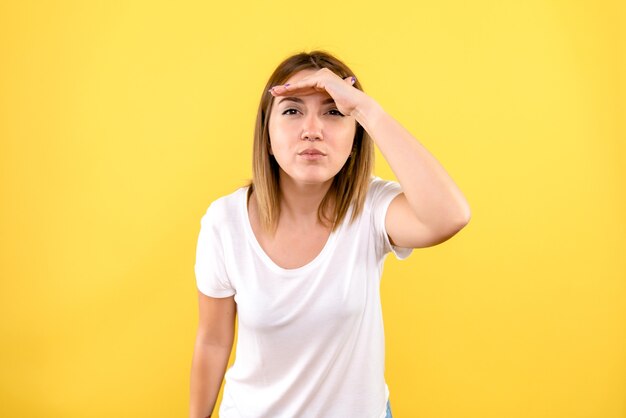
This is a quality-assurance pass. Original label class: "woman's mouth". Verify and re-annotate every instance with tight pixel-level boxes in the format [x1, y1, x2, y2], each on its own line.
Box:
[298, 148, 326, 160]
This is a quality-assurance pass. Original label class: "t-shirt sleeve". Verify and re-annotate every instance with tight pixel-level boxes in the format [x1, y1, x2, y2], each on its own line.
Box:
[370, 178, 413, 260]
[194, 204, 236, 298]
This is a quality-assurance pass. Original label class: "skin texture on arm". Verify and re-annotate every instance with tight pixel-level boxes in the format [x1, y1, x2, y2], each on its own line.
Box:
[270, 69, 471, 249]
[353, 98, 471, 248]
[189, 292, 236, 418]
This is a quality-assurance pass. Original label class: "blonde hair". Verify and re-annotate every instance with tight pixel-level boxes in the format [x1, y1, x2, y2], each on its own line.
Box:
[250, 50, 374, 233]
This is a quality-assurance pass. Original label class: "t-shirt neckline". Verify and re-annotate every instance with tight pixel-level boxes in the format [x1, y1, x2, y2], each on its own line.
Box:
[240, 186, 342, 276]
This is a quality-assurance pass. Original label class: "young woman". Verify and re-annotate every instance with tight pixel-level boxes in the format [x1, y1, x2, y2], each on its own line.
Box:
[190, 51, 471, 418]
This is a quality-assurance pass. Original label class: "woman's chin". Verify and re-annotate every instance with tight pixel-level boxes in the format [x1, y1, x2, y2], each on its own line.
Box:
[282, 170, 337, 187]
[297, 176, 334, 186]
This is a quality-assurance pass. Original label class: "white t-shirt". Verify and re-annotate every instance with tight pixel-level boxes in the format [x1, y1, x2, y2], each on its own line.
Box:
[194, 177, 412, 418]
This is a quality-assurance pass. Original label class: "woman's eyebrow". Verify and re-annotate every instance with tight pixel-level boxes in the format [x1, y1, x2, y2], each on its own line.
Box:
[277, 97, 336, 106]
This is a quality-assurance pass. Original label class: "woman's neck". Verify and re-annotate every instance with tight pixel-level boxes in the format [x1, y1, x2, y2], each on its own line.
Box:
[278, 172, 334, 228]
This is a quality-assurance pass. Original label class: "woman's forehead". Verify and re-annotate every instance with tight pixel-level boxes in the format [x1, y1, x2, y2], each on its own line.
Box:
[284, 68, 318, 84]
[274, 94, 335, 108]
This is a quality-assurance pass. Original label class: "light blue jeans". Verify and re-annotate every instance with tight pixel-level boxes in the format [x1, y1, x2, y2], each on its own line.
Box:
[385, 399, 393, 418]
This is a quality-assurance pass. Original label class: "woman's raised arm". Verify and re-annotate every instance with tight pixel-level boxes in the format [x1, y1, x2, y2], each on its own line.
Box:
[271, 69, 471, 248]
[353, 97, 471, 248]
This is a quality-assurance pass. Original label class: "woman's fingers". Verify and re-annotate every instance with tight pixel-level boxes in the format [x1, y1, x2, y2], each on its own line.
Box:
[268, 70, 363, 116]
[269, 84, 314, 96]
[269, 69, 353, 96]
[284, 77, 324, 93]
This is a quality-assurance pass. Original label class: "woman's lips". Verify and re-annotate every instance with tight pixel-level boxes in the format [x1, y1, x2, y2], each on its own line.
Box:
[298, 148, 326, 160]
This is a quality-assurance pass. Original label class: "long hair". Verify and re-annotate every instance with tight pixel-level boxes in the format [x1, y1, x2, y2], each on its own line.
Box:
[250, 50, 374, 233]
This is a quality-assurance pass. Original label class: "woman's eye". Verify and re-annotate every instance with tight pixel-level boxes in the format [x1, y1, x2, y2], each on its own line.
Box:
[280, 108, 344, 117]
[328, 109, 344, 117]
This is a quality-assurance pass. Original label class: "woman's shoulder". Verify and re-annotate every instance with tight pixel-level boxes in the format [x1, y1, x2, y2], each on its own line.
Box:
[368, 175, 396, 190]
[365, 176, 402, 208]
[200, 186, 249, 225]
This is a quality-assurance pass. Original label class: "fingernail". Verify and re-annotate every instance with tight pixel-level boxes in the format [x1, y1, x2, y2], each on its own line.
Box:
[351, 76, 356, 84]
[284, 83, 290, 87]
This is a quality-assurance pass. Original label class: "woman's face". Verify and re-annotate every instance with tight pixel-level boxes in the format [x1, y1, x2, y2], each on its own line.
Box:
[268, 69, 356, 187]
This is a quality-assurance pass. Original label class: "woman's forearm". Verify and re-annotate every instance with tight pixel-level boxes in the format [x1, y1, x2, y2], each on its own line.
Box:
[353, 97, 471, 228]
[189, 339, 232, 418]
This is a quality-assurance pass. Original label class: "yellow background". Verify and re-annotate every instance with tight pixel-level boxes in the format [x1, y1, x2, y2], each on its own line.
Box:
[1, 1, 624, 417]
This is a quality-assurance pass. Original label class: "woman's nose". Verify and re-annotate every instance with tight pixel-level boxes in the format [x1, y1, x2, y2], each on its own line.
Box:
[300, 114, 323, 141]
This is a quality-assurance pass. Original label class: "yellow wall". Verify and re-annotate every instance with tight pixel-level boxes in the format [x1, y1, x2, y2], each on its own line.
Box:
[1, 1, 624, 417]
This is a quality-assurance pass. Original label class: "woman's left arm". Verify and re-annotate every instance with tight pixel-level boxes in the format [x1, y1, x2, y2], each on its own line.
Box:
[353, 96, 471, 249]
[271, 69, 471, 248]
